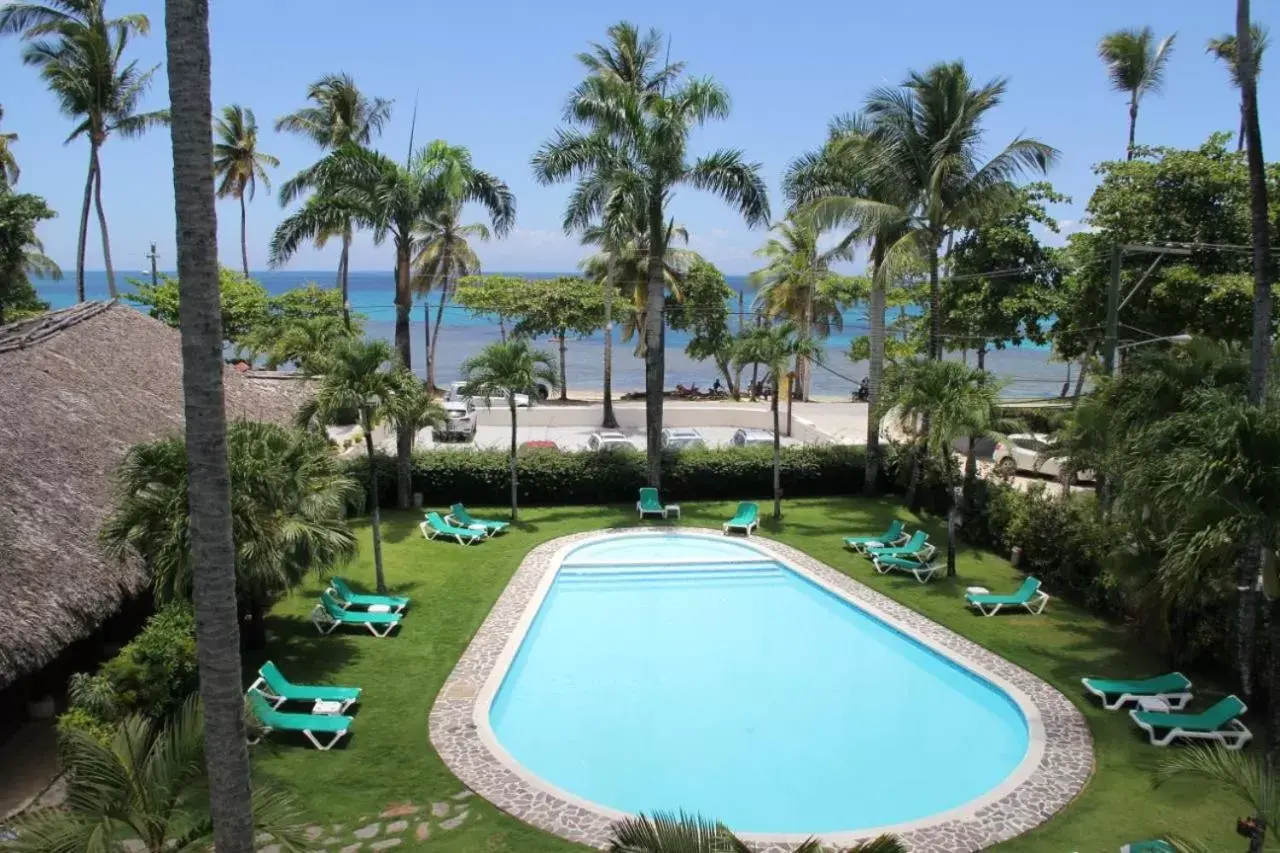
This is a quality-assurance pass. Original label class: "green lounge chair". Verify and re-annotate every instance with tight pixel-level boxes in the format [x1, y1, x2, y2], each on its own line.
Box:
[965, 576, 1050, 616]
[1082, 672, 1192, 711]
[636, 487, 666, 519]
[311, 591, 402, 637]
[843, 520, 908, 554]
[873, 553, 941, 584]
[1129, 695, 1252, 750]
[866, 530, 935, 564]
[247, 689, 352, 751]
[722, 502, 759, 536]
[329, 577, 408, 613]
[1120, 841, 1174, 853]
[248, 661, 361, 713]
[420, 512, 486, 545]
[446, 503, 509, 536]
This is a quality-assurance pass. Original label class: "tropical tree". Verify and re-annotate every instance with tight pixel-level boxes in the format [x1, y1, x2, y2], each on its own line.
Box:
[733, 322, 824, 520]
[0, 105, 18, 186]
[0, 187, 58, 324]
[879, 359, 1008, 576]
[413, 202, 489, 391]
[276, 73, 392, 324]
[213, 104, 278, 277]
[1207, 24, 1269, 151]
[605, 812, 905, 853]
[533, 21, 771, 489]
[6, 697, 304, 853]
[1097, 27, 1177, 159]
[246, 313, 356, 373]
[459, 339, 558, 520]
[1156, 746, 1277, 852]
[101, 421, 359, 649]
[162, 0, 254, 847]
[297, 337, 426, 594]
[1, 0, 167, 299]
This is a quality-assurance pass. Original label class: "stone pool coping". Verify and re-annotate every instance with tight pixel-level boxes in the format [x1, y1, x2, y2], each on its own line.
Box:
[428, 528, 1094, 852]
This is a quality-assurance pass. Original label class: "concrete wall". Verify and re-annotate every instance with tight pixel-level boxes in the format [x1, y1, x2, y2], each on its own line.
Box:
[473, 403, 833, 444]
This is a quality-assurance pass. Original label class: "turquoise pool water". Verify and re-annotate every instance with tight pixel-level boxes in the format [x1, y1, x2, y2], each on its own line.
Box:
[489, 533, 1030, 834]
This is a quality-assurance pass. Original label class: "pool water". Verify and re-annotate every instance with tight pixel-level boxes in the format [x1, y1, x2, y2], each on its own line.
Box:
[489, 534, 1030, 834]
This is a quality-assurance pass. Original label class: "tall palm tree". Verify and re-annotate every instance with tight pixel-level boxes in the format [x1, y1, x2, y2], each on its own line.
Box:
[534, 21, 770, 489]
[0, 104, 19, 186]
[297, 337, 427, 594]
[459, 339, 558, 520]
[271, 141, 514, 507]
[1156, 746, 1278, 852]
[605, 812, 905, 853]
[276, 73, 392, 323]
[748, 217, 853, 399]
[1097, 27, 1177, 159]
[733, 322, 824, 520]
[7, 697, 304, 853]
[413, 202, 489, 391]
[1, 0, 167, 300]
[213, 104, 278, 277]
[161, 0, 254, 848]
[879, 358, 1008, 576]
[1207, 24, 1269, 152]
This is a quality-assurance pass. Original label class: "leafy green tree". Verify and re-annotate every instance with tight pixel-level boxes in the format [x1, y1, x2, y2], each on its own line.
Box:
[0, 104, 18, 186]
[506, 276, 604, 399]
[460, 339, 558, 520]
[1, 0, 167, 299]
[0, 187, 57, 323]
[533, 21, 770, 488]
[453, 273, 524, 337]
[213, 104, 278, 277]
[733, 322, 824, 520]
[240, 283, 363, 372]
[1098, 27, 1177, 159]
[8, 697, 304, 853]
[1207, 24, 1269, 151]
[605, 812, 905, 853]
[413, 202, 489, 391]
[128, 267, 270, 347]
[102, 421, 359, 648]
[667, 258, 740, 397]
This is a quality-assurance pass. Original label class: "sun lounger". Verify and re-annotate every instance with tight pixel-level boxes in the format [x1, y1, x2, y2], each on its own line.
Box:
[248, 661, 361, 713]
[1129, 695, 1252, 750]
[1082, 672, 1193, 711]
[866, 530, 935, 563]
[329, 577, 408, 613]
[723, 502, 759, 535]
[637, 487, 666, 519]
[247, 690, 352, 751]
[1120, 841, 1174, 853]
[843, 520, 909, 553]
[446, 503, 509, 536]
[965, 576, 1050, 616]
[311, 591, 402, 637]
[420, 512, 486, 545]
[873, 553, 941, 583]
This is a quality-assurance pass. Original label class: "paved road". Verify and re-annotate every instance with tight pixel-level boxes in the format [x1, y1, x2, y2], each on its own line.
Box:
[379, 424, 803, 453]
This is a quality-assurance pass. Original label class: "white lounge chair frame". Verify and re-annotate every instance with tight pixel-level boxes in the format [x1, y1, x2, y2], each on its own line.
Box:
[246, 675, 360, 714]
[247, 721, 349, 751]
[1081, 676, 1193, 711]
[723, 518, 759, 536]
[444, 513, 498, 538]
[872, 555, 941, 584]
[1128, 707, 1253, 750]
[967, 587, 1050, 617]
[326, 585, 407, 614]
[310, 603, 399, 637]
[846, 530, 911, 554]
[420, 519, 483, 545]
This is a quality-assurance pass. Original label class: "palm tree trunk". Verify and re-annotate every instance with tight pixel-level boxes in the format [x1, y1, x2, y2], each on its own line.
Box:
[772, 390, 782, 520]
[428, 278, 449, 393]
[238, 192, 249, 278]
[76, 143, 94, 302]
[1126, 98, 1138, 161]
[557, 330, 568, 400]
[864, 245, 887, 496]
[393, 241, 413, 509]
[91, 148, 117, 298]
[945, 467, 958, 577]
[163, 1, 255, 848]
[362, 417, 387, 594]
[602, 260, 618, 428]
[643, 193, 666, 489]
[928, 239, 942, 360]
[1239, 109, 1247, 153]
[339, 226, 352, 330]
[508, 399, 519, 520]
[963, 345, 986, 497]
[1071, 345, 1092, 402]
[245, 599, 267, 651]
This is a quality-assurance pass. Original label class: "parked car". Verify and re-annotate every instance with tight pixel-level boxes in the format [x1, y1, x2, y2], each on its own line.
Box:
[732, 427, 774, 447]
[992, 433, 1094, 482]
[661, 427, 706, 450]
[586, 431, 637, 452]
[433, 400, 476, 442]
[445, 380, 531, 409]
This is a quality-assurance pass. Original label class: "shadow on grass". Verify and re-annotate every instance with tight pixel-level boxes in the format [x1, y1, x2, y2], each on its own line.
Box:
[242, 614, 362, 686]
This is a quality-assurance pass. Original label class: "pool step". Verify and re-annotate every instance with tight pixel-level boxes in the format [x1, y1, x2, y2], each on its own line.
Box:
[557, 563, 783, 587]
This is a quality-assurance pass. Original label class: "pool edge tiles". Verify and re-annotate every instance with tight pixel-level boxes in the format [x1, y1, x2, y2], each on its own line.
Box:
[429, 529, 1094, 852]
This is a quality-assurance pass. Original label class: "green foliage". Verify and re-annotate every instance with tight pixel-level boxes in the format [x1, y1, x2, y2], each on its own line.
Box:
[0, 187, 55, 322]
[665, 259, 739, 390]
[55, 705, 115, 747]
[457, 274, 604, 339]
[241, 283, 363, 372]
[128, 267, 270, 344]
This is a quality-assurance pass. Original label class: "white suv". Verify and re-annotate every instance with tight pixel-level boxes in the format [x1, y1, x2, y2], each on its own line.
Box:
[586, 431, 636, 451]
[433, 400, 476, 442]
[732, 427, 774, 447]
[445, 380, 531, 409]
[992, 433, 1093, 482]
[661, 427, 706, 450]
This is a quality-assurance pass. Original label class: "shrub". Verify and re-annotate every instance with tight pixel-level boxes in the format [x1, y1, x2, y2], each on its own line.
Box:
[55, 706, 114, 748]
[99, 604, 199, 720]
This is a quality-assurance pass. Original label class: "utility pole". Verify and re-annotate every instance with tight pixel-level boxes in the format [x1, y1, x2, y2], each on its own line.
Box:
[146, 242, 160, 288]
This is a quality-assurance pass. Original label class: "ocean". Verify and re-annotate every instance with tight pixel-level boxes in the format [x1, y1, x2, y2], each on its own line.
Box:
[36, 270, 1073, 399]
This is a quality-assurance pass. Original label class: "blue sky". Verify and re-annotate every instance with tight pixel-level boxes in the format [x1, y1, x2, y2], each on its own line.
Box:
[2, 0, 1274, 275]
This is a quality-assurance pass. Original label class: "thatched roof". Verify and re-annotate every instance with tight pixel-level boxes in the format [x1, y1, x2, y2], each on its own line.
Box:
[0, 301, 304, 689]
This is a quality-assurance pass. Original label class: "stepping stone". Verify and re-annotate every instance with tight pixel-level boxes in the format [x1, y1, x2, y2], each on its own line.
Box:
[370, 840, 402, 851]
[386, 821, 408, 834]
[340, 844, 362, 853]
[331, 825, 345, 834]
[305, 826, 325, 841]
[122, 841, 146, 853]
[353, 823, 381, 840]
[439, 811, 468, 831]
[260, 845, 281, 853]
[323, 838, 342, 846]
[379, 804, 419, 819]
[255, 833, 273, 844]
[430, 802, 450, 818]
[450, 790, 474, 801]
[415, 823, 430, 842]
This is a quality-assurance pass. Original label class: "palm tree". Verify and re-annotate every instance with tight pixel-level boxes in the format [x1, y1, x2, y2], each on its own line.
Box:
[879, 359, 1008, 576]
[1156, 746, 1278, 852]
[733, 322, 824, 520]
[161, 0, 254, 847]
[276, 73, 392, 323]
[7, 697, 304, 853]
[1207, 24, 1269, 151]
[1098, 27, 1177, 159]
[749, 217, 853, 399]
[459, 339, 558, 520]
[213, 104, 278, 277]
[248, 313, 355, 374]
[413, 202, 489, 392]
[297, 337, 425, 594]
[605, 812, 905, 853]
[533, 21, 770, 489]
[0, 104, 19, 186]
[1, 0, 167, 299]
[101, 422, 359, 649]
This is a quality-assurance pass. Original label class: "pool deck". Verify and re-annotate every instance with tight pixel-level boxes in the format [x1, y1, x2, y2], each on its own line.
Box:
[428, 528, 1094, 852]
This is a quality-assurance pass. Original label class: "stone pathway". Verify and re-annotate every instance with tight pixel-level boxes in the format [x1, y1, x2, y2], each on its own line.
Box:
[262, 794, 475, 852]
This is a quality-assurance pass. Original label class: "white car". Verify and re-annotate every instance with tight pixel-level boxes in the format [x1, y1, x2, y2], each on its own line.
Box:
[586, 431, 636, 452]
[432, 400, 476, 442]
[445, 380, 530, 409]
[732, 427, 774, 447]
[992, 433, 1094, 482]
[661, 427, 706, 450]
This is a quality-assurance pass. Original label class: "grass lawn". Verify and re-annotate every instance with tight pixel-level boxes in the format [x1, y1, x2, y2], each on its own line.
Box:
[248, 498, 1247, 851]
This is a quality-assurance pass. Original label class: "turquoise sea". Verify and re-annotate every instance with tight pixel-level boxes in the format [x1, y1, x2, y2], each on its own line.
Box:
[36, 270, 1069, 399]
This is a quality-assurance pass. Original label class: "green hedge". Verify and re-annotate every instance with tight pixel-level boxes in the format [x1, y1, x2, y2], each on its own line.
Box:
[342, 444, 872, 508]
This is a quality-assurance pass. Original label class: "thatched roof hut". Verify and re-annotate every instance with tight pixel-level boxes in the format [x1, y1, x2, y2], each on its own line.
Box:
[0, 301, 304, 690]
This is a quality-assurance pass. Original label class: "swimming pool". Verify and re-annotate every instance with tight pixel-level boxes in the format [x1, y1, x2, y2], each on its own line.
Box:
[485, 532, 1035, 836]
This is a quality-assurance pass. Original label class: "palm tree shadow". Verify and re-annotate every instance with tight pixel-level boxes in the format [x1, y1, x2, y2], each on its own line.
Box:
[242, 615, 361, 685]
